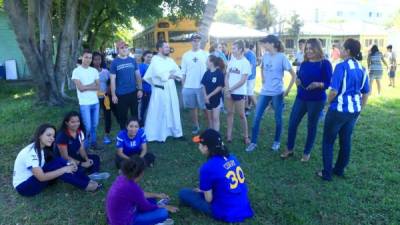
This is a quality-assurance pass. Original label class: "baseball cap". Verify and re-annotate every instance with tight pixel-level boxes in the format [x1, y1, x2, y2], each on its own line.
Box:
[191, 33, 202, 41]
[116, 40, 128, 49]
[192, 129, 223, 150]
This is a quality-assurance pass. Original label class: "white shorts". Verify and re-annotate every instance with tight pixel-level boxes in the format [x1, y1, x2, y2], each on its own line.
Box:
[246, 79, 256, 96]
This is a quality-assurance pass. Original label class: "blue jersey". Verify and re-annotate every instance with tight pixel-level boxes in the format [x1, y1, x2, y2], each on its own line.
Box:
[116, 129, 147, 156]
[244, 50, 257, 80]
[110, 57, 138, 95]
[329, 58, 370, 113]
[138, 63, 152, 93]
[199, 155, 253, 222]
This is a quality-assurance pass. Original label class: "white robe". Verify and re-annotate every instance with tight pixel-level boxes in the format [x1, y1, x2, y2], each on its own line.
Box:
[143, 55, 183, 142]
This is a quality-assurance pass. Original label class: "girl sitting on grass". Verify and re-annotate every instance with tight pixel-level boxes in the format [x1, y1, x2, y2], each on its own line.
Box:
[179, 129, 254, 223]
[106, 156, 178, 225]
[12, 124, 100, 197]
[115, 117, 155, 169]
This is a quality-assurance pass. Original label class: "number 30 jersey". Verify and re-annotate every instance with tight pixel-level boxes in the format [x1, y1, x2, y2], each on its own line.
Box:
[199, 154, 254, 222]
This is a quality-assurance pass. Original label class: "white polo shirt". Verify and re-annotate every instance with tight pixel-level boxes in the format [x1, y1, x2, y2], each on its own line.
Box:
[13, 143, 45, 188]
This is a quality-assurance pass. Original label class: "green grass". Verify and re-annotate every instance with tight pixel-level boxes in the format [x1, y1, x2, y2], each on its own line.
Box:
[0, 75, 399, 225]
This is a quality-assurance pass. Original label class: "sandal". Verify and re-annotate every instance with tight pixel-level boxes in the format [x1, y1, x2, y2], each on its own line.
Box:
[280, 150, 294, 159]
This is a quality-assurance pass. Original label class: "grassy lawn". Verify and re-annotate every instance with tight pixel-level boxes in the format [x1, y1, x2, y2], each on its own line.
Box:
[0, 73, 399, 225]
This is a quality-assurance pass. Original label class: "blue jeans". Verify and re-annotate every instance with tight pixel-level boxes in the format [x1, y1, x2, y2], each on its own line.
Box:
[15, 157, 90, 196]
[80, 103, 100, 149]
[179, 188, 212, 216]
[322, 110, 360, 180]
[286, 97, 325, 155]
[251, 94, 284, 144]
[132, 208, 168, 225]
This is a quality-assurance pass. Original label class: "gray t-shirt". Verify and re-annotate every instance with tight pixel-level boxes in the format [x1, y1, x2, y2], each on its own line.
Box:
[99, 68, 110, 95]
[261, 52, 292, 96]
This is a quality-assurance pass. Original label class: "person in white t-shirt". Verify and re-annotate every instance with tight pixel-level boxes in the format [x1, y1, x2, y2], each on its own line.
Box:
[181, 34, 209, 134]
[225, 40, 251, 144]
[72, 49, 100, 150]
[293, 39, 306, 74]
[13, 124, 100, 196]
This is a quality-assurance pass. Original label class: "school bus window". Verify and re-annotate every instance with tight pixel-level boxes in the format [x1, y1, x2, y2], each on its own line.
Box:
[158, 22, 170, 28]
[157, 32, 165, 41]
[168, 31, 197, 43]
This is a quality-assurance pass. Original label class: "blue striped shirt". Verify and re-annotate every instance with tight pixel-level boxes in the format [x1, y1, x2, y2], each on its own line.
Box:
[329, 58, 370, 113]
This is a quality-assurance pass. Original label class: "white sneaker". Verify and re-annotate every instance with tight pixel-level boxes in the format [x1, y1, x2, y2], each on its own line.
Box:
[271, 142, 280, 151]
[88, 172, 110, 180]
[245, 143, 257, 152]
[156, 218, 174, 225]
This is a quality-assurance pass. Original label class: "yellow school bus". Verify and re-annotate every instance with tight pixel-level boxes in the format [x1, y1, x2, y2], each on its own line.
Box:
[133, 19, 209, 65]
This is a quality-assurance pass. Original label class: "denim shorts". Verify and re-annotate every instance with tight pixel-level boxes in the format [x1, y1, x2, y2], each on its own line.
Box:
[389, 70, 396, 78]
[182, 88, 205, 109]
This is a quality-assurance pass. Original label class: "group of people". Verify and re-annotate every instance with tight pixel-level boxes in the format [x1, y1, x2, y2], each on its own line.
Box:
[13, 31, 388, 224]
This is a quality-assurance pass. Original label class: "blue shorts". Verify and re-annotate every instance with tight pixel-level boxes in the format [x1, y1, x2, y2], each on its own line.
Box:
[231, 94, 245, 101]
[389, 71, 396, 78]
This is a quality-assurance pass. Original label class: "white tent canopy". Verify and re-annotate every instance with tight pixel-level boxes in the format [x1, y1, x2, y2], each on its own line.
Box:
[209, 22, 268, 39]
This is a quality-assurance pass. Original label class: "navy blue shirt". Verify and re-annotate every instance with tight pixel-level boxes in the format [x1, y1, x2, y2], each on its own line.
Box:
[55, 129, 84, 160]
[329, 58, 370, 113]
[110, 57, 138, 95]
[199, 154, 253, 222]
[138, 63, 152, 93]
[297, 59, 332, 101]
[201, 69, 225, 99]
[116, 129, 147, 156]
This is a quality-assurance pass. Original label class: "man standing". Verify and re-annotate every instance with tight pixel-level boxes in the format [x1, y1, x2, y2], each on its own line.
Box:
[143, 40, 183, 142]
[181, 34, 209, 134]
[293, 39, 306, 74]
[244, 41, 257, 116]
[72, 49, 100, 150]
[386, 45, 397, 88]
[110, 41, 143, 130]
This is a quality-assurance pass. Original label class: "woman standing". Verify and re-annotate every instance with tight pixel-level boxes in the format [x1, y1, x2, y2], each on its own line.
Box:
[225, 40, 251, 144]
[367, 44, 387, 95]
[201, 55, 225, 131]
[138, 50, 153, 126]
[318, 38, 370, 181]
[13, 124, 100, 196]
[246, 35, 296, 152]
[91, 52, 115, 144]
[281, 39, 332, 161]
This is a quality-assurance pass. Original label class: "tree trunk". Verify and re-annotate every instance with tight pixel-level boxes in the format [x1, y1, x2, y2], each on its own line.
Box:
[198, 0, 218, 49]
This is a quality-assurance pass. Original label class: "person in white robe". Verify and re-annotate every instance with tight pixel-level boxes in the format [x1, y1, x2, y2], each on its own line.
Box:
[143, 40, 183, 142]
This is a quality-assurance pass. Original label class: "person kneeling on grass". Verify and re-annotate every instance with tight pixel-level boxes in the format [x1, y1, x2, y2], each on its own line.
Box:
[179, 129, 254, 223]
[115, 117, 155, 169]
[13, 124, 101, 197]
[106, 156, 178, 225]
[55, 111, 110, 180]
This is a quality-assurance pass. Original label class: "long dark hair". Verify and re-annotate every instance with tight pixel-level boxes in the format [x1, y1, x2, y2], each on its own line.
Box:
[208, 144, 230, 158]
[344, 38, 363, 61]
[208, 55, 226, 72]
[31, 124, 56, 164]
[369, 44, 380, 56]
[121, 156, 146, 179]
[59, 111, 86, 135]
[304, 38, 324, 61]
[90, 51, 106, 69]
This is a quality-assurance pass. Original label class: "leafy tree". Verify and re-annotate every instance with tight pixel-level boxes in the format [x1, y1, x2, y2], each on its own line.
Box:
[250, 0, 277, 31]
[198, 0, 218, 49]
[3, 0, 205, 105]
[286, 12, 304, 47]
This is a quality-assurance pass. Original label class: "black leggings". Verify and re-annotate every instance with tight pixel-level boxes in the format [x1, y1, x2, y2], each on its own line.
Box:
[99, 97, 117, 134]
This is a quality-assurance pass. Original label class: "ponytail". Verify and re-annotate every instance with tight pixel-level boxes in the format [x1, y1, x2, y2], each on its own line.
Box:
[344, 38, 363, 61]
